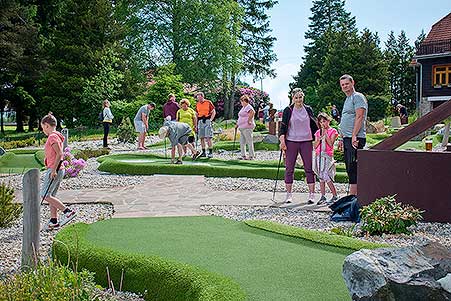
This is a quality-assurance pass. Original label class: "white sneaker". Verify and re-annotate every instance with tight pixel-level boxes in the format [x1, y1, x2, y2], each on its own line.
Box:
[60, 209, 77, 226]
[284, 193, 293, 203]
[308, 193, 315, 204]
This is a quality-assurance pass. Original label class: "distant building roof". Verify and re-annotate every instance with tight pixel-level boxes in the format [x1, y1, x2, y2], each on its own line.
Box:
[423, 12, 451, 43]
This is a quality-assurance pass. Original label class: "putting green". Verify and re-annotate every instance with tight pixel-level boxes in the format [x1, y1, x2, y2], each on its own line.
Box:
[0, 149, 44, 174]
[98, 153, 349, 182]
[57, 216, 354, 300]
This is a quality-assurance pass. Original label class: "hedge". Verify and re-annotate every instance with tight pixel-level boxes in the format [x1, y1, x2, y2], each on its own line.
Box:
[245, 220, 390, 251]
[97, 154, 349, 182]
[53, 223, 246, 301]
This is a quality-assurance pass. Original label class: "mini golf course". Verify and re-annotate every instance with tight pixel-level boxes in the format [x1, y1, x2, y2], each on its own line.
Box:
[97, 153, 349, 182]
[0, 149, 44, 174]
[54, 216, 384, 300]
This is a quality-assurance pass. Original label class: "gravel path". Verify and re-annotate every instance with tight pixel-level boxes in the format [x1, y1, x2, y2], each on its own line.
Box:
[200, 205, 451, 249]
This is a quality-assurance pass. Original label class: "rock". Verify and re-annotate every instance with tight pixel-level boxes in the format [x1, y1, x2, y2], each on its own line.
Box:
[434, 124, 445, 132]
[366, 120, 386, 134]
[0, 147, 5, 156]
[390, 116, 401, 128]
[343, 242, 451, 301]
[438, 274, 451, 293]
[262, 134, 279, 144]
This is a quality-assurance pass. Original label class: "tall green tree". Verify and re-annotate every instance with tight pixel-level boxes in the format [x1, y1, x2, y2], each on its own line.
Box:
[384, 30, 416, 111]
[139, 0, 242, 89]
[290, 0, 356, 90]
[38, 0, 128, 127]
[238, 0, 277, 80]
[0, 0, 42, 132]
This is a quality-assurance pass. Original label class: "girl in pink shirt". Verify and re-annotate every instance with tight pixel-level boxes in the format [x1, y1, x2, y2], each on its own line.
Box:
[41, 113, 76, 230]
[313, 112, 338, 205]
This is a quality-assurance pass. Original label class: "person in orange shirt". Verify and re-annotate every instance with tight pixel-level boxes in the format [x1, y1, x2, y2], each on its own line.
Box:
[195, 92, 216, 158]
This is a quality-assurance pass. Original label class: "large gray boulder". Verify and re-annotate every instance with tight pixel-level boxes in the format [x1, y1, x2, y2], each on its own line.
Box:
[343, 242, 451, 300]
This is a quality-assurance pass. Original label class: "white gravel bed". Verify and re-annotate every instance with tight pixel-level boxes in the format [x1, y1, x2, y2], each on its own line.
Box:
[200, 205, 451, 249]
[205, 177, 349, 194]
[0, 203, 114, 277]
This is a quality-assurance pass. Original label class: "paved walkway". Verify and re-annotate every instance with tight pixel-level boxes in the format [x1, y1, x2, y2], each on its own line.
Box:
[29, 175, 330, 218]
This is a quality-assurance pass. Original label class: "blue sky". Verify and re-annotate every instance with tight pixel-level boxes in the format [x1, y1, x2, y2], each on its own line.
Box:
[243, 0, 451, 109]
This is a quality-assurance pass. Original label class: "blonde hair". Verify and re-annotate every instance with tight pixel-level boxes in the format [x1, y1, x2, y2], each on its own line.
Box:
[180, 98, 190, 106]
[240, 95, 250, 103]
[103, 100, 110, 107]
[291, 88, 304, 98]
[41, 112, 57, 126]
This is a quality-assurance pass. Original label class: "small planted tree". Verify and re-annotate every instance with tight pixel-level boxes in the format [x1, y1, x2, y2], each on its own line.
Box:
[117, 117, 136, 144]
[360, 195, 424, 236]
[0, 182, 22, 228]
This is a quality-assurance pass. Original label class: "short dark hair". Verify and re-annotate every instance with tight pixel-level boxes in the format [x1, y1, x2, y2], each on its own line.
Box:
[149, 102, 156, 108]
[339, 74, 354, 82]
[41, 112, 57, 126]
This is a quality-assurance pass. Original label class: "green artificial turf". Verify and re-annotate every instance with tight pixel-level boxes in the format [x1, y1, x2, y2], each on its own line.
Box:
[78, 216, 356, 300]
[97, 153, 349, 182]
[0, 150, 44, 173]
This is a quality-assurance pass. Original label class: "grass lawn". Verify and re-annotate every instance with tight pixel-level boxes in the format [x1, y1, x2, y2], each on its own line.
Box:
[97, 153, 349, 182]
[79, 216, 354, 300]
[0, 149, 44, 173]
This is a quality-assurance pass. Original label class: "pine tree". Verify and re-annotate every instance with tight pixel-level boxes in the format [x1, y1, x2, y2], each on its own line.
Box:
[238, 0, 278, 80]
[291, 0, 356, 90]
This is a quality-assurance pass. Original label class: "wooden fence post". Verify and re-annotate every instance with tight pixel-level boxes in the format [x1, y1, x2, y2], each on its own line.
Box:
[21, 168, 40, 270]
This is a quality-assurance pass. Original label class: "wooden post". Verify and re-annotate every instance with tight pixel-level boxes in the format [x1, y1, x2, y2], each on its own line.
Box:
[61, 128, 69, 150]
[21, 168, 40, 270]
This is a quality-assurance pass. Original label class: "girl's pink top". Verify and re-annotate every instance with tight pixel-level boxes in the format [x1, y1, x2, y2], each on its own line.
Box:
[237, 104, 255, 129]
[44, 131, 64, 169]
[314, 127, 338, 156]
[286, 106, 312, 141]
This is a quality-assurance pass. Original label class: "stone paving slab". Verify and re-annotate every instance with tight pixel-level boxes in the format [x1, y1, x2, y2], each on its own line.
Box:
[16, 174, 331, 218]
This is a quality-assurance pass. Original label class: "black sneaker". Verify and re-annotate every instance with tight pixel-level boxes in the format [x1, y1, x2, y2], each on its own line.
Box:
[207, 152, 213, 158]
[44, 220, 60, 231]
[192, 151, 200, 160]
[199, 152, 206, 158]
[175, 159, 183, 164]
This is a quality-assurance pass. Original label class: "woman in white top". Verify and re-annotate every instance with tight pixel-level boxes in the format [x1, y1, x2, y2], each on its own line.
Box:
[102, 100, 114, 148]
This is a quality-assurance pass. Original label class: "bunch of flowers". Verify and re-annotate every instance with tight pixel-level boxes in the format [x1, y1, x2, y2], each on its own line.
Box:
[62, 147, 87, 178]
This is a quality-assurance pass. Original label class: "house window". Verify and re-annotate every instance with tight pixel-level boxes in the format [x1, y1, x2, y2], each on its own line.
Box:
[433, 65, 451, 86]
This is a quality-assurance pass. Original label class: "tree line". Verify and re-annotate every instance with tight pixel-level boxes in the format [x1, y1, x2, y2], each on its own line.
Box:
[290, 0, 424, 121]
[0, 0, 277, 132]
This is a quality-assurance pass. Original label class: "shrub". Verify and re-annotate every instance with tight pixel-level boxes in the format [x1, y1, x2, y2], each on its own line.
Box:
[62, 147, 87, 178]
[334, 149, 344, 163]
[366, 95, 390, 122]
[0, 260, 100, 300]
[254, 122, 266, 132]
[75, 148, 110, 161]
[360, 195, 424, 236]
[0, 182, 22, 228]
[0, 137, 36, 150]
[117, 117, 137, 144]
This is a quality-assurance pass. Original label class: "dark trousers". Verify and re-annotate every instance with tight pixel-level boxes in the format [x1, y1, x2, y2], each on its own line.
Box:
[285, 140, 315, 184]
[103, 122, 110, 147]
[343, 137, 366, 184]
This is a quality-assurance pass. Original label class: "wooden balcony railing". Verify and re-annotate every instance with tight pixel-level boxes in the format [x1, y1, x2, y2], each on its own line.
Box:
[416, 39, 451, 56]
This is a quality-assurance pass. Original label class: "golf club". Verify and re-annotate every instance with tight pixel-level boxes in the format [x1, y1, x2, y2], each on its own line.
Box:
[41, 160, 63, 205]
[232, 127, 237, 158]
[271, 149, 284, 203]
[164, 137, 167, 159]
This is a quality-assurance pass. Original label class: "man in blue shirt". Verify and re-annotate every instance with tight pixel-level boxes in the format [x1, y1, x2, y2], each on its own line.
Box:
[338, 74, 368, 196]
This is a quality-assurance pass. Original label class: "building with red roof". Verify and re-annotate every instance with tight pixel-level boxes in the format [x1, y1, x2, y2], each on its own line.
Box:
[413, 12, 451, 116]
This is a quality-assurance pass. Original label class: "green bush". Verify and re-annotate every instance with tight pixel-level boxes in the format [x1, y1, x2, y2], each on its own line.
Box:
[254, 122, 266, 132]
[366, 95, 390, 122]
[0, 137, 36, 150]
[334, 149, 344, 163]
[360, 195, 424, 236]
[53, 223, 246, 301]
[0, 260, 100, 301]
[74, 148, 110, 161]
[117, 117, 137, 144]
[0, 182, 22, 228]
